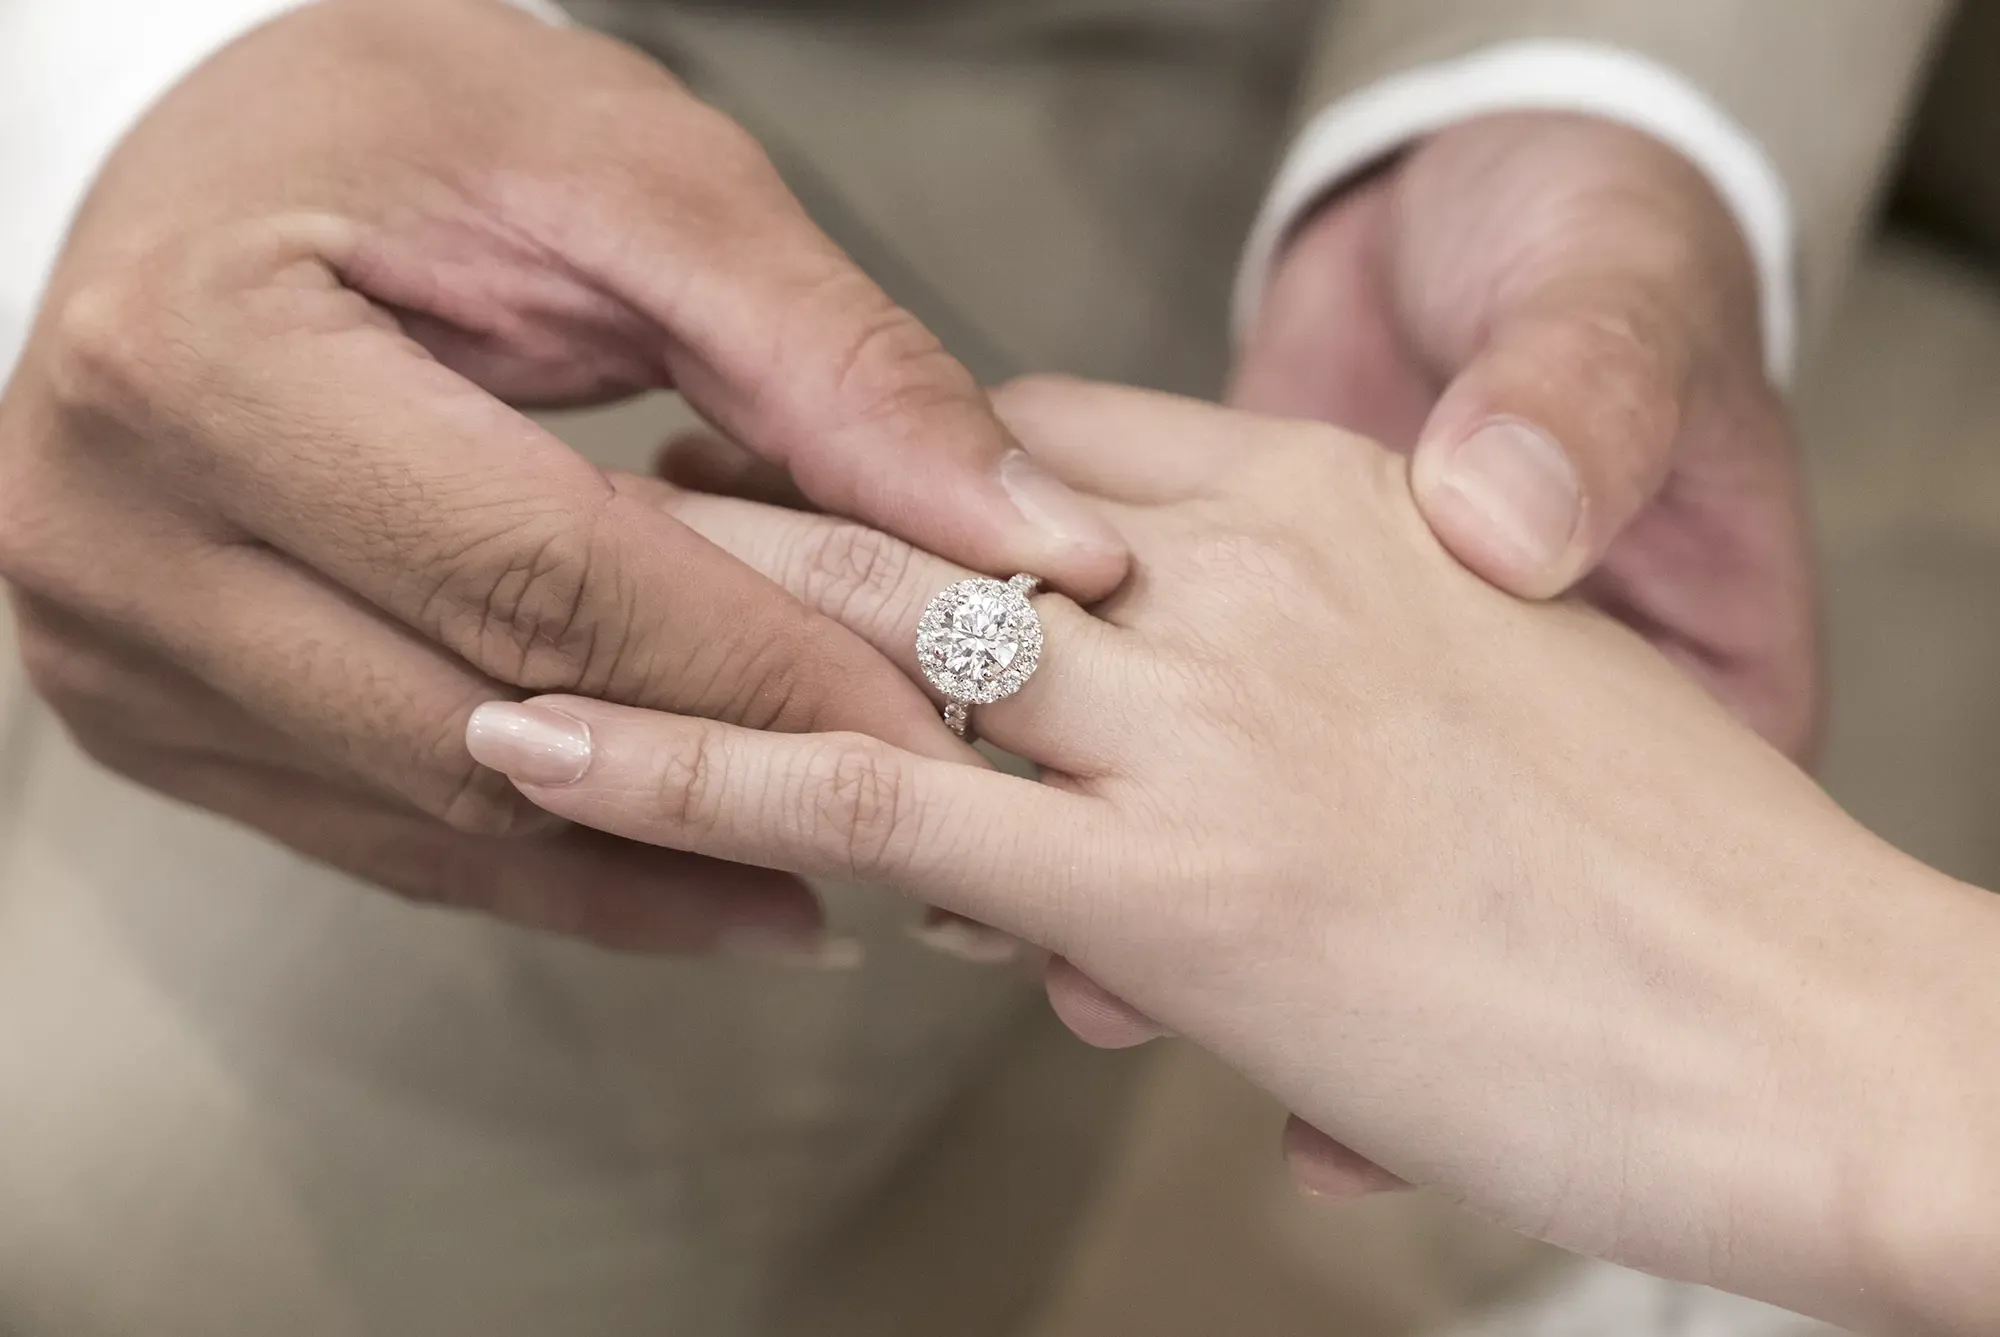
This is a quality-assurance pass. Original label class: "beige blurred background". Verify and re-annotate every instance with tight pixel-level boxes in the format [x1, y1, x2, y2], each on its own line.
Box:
[5, 4, 1998, 1334]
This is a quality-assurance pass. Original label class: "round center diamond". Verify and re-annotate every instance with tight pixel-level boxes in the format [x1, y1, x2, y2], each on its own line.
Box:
[943, 591, 1020, 685]
[916, 578, 1045, 705]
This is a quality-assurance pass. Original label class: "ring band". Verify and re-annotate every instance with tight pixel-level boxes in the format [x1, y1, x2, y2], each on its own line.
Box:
[916, 573, 1046, 739]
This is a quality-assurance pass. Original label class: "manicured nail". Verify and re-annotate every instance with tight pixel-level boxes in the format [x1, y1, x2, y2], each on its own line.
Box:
[715, 926, 866, 971]
[1429, 420, 1581, 579]
[465, 702, 592, 787]
[999, 450, 1125, 558]
[908, 915, 1025, 967]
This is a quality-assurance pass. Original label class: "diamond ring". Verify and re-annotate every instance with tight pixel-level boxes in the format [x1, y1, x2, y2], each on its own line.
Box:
[916, 573, 1045, 739]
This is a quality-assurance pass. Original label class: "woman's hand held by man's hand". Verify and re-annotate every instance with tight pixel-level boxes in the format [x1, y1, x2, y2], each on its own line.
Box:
[468, 378, 1997, 1336]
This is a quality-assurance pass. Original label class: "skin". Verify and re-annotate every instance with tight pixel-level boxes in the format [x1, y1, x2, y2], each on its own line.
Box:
[467, 379, 2000, 1337]
[1234, 112, 1818, 757]
[651, 111, 1825, 1198]
[1044, 111, 1824, 1188]
[0, 0, 1127, 957]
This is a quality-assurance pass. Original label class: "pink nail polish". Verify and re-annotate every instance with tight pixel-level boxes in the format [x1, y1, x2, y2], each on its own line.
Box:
[465, 703, 593, 787]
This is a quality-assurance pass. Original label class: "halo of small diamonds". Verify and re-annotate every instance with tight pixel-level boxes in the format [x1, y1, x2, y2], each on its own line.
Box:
[916, 577, 1044, 706]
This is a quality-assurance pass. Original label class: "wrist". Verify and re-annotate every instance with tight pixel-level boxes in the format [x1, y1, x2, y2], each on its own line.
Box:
[1683, 841, 2000, 1333]
[1826, 864, 2000, 1335]
[1458, 801, 1995, 1331]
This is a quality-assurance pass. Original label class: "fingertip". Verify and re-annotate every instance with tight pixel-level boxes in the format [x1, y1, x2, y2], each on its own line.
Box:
[1417, 294, 1692, 603]
[909, 910, 1029, 967]
[1044, 956, 1167, 1049]
[1281, 1117, 1409, 1200]
[466, 700, 595, 788]
[996, 448, 1132, 599]
[1412, 417, 1584, 600]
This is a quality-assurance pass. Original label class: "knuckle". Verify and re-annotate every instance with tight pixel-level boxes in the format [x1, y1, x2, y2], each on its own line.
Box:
[43, 272, 174, 418]
[430, 506, 631, 695]
[1186, 529, 1317, 593]
[1530, 302, 1687, 458]
[651, 727, 729, 837]
[1529, 296, 1688, 412]
[703, 608, 853, 734]
[1226, 425, 1415, 542]
[1557, 297, 1670, 368]
[799, 735, 909, 882]
[794, 522, 915, 628]
[729, 621, 818, 732]
[1236, 423, 1356, 493]
[808, 293, 974, 438]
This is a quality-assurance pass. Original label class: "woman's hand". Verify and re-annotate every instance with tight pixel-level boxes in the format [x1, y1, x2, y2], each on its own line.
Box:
[465, 379, 2000, 1335]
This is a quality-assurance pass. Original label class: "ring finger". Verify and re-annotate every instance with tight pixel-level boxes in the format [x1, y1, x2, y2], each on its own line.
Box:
[638, 476, 1129, 775]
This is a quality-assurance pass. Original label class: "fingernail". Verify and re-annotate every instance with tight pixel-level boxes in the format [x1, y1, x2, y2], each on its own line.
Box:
[999, 450, 1125, 558]
[908, 915, 1026, 967]
[715, 926, 867, 971]
[465, 702, 593, 787]
[1429, 420, 1581, 579]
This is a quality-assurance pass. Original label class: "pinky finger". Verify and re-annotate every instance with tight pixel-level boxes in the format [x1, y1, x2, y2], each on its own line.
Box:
[466, 696, 1096, 944]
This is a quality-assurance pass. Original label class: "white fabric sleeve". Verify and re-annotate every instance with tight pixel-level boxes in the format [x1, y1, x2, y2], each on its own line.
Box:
[0, 0, 567, 380]
[1233, 39, 1800, 386]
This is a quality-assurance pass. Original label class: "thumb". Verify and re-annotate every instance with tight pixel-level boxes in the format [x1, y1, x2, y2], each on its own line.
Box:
[1410, 287, 1697, 600]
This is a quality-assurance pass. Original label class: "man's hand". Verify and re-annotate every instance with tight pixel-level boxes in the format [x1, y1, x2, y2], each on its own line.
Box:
[0, 0, 1126, 956]
[1233, 112, 1818, 757]
[1222, 110, 1820, 1195]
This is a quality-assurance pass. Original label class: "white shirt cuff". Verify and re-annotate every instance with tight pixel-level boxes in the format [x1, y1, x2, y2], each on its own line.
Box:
[0, 0, 566, 382]
[1233, 40, 1800, 386]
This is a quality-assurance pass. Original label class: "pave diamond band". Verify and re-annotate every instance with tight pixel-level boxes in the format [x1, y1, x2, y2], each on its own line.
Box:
[917, 574, 1046, 738]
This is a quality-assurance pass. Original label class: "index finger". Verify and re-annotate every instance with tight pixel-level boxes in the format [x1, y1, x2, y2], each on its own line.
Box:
[540, 114, 1132, 600]
[116, 221, 962, 759]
